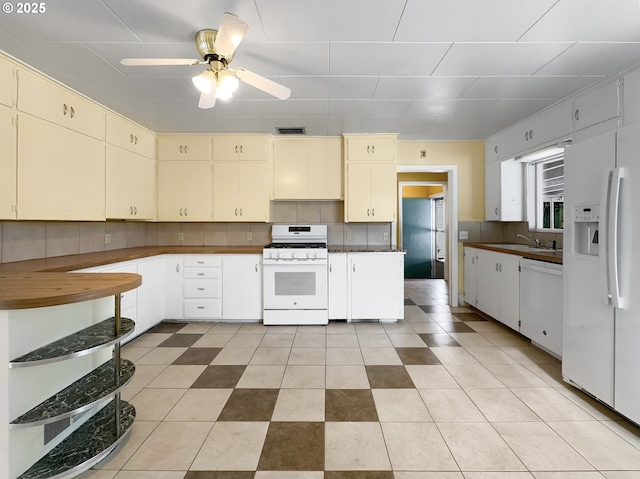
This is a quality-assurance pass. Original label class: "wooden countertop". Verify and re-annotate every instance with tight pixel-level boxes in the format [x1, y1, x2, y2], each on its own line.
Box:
[0, 272, 142, 310]
[464, 243, 563, 265]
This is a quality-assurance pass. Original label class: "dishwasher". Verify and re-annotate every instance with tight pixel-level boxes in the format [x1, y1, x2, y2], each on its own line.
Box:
[519, 258, 563, 358]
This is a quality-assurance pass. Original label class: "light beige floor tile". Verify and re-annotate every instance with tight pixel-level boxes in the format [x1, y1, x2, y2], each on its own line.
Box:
[466, 388, 539, 421]
[445, 364, 505, 389]
[419, 388, 486, 422]
[238, 323, 268, 334]
[281, 365, 325, 388]
[500, 345, 559, 364]
[191, 333, 233, 348]
[466, 321, 510, 334]
[406, 365, 460, 389]
[210, 346, 256, 365]
[410, 323, 446, 334]
[236, 365, 285, 388]
[325, 422, 391, 470]
[265, 325, 298, 334]
[481, 332, 530, 347]
[190, 421, 269, 470]
[129, 388, 186, 421]
[556, 387, 622, 421]
[121, 346, 152, 362]
[449, 332, 494, 348]
[226, 333, 265, 348]
[404, 313, 433, 324]
[259, 333, 295, 348]
[123, 365, 167, 390]
[126, 333, 172, 348]
[466, 346, 520, 365]
[388, 333, 428, 348]
[135, 347, 187, 365]
[354, 323, 387, 334]
[601, 420, 640, 450]
[372, 388, 432, 422]
[360, 347, 402, 365]
[382, 321, 416, 334]
[485, 364, 551, 388]
[75, 470, 117, 479]
[357, 333, 393, 348]
[120, 388, 140, 402]
[382, 422, 458, 471]
[512, 388, 597, 421]
[293, 333, 326, 348]
[209, 323, 242, 334]
[325, 347, 364, 365]
[326, 322, 355, 334]
[430, 347, 480, 366]
[463, 473, 535, 479]
[146, 365, 207, 389]
[94, 421, 159, 470]
[548, 421, 640, 469]
[123, 421, 213, 471]
[600, 473, 640, 479]
[394, 473, 463, 479]
[288, 347, 326, 365]
[522, 362, 566, 387]
[494, 421, 594, 471]
[325, 365, 370, 389]
[271, 388, 325, 421]
[326, 333, 359, 348]
[114, 472, 186, 479]
[177, 323, 213, 334]
[250, 347, 291, 365]
[437, 422, 527, 471]
[164, 388, 232, 421]
[255, 472, 324, 479]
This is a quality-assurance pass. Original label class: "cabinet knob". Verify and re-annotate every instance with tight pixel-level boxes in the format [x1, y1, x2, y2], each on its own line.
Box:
[372, 208, 375, 216]
[134, 206, 137, 215]
[134, 135, 138, 144]
[63, 103, 68, 116]
[184, 208, 188, 216]
[495, 207, 498, 215]
[494, 145, 498, 154]
[176, 264, 180, 272]
[70, 106, 75, 118]
[179, 208, 183, 216]
[235, 208, 238, 216]
[524, 131, 529, 141]
[353, 264, 356, 272]
[543, 330, 547, 335]
[130, 134, 134, 143]
[130, 206, 133, 215]
[240, 208, 243, 216]
[367, 208, 370, 216]
[372, 145, 375, 154]
[235, 145, 238, 154]
[184, 145, 188, 153]
[179, 145, 183, 153]
[529, 129, 533, 140]
[367, 145, 370, 154]
[255, 264, 258, 272]
[574, 109, 580, 121]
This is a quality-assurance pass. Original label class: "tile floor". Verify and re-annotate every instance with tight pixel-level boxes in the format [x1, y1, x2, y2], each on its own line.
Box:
[78, 279, 640, 479]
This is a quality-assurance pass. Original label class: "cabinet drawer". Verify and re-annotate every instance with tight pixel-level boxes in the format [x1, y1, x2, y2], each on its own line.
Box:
[184, 256, 221, 268]
[184, 299, 222, 319]
[184, 279, 221, 298]
[184, 268, 220, 279]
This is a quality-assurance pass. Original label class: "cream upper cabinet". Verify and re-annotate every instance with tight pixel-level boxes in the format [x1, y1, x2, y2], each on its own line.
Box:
[369, 162, 397, 221]
[346, 162, 396, 222]
[0, 56, 17, 108]
[17, 114, 105, 221]
[572, 80, 621, 132]
[0, 105, 17, 219]
[157, 136, 212, 161]
[106, 113, 155, 159]
[17, 69, 105, 141]
[344, 135, 396, 162]
[213, 162, 268, 222]
[213, 135, 269, 161]
[272, 137, 342, 200]
[485, 159, 525, 222]
[157, 161, 212, 221]
[106, 145, 156, 220]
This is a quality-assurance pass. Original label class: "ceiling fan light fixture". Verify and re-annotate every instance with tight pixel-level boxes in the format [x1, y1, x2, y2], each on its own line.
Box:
[218, 69, 239, 96]
[192, 69, 216, 94]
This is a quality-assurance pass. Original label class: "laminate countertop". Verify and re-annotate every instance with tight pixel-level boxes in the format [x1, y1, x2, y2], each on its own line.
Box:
[464, 243, 563, 265]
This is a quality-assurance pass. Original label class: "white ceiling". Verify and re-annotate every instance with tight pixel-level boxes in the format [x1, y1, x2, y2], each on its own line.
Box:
[1, 0, 640, 140]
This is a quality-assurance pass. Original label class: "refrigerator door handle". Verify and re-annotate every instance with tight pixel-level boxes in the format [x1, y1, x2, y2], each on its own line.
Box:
[608, 167, 626, 309]
[600, 170, 613, 306]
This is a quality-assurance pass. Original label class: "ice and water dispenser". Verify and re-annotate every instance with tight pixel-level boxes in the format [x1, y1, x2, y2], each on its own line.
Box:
[573, 204, 599, 256]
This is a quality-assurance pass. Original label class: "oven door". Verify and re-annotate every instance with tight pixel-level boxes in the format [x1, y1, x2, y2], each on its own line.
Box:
[263, 261, 328, 310]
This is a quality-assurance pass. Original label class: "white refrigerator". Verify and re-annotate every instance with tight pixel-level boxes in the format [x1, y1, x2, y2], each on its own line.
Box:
[563, 122, 640, 425]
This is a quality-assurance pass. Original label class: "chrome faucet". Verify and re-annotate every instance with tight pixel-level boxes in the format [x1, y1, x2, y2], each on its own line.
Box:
[516, 233, 541, 247]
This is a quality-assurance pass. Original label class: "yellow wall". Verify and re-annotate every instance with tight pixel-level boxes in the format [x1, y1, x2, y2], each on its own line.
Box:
[402, 185, 444, 198]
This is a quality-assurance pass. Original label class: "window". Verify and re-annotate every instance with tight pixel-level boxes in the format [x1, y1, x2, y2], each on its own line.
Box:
[526, 148, 564, 231]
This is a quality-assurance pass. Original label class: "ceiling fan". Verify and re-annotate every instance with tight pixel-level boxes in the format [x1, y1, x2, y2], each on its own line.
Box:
[120, 13, 291, 109]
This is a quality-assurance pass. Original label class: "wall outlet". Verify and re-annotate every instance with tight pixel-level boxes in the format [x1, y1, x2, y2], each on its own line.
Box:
[459, 230, 469, 240]
[383, 232, 389, 241]
[346, 230, 352, 241]
[247, 232, 253, 241]
[105, 233, 111, 244]
[178, 232, 184, 241]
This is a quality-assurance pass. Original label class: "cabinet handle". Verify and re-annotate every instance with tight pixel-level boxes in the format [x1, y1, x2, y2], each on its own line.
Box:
[367, 208, 370, 216]
[134, 135, 138, 144]
[176, 264, 180, 273]
[495, 263, 499, 271]
[367, 145, 370, 154]
[235, 145, 238, 154]
[197, 273, 205, 276]
[494, 145, 498, 154]
[179, 145, 183, 153]
[255, 264, 258, 272]
[239, 208, 243, 216]
[524, 131, 529, 141]
[471, 256, 475, 265]
[63, 103, 68, 116]
[134, 206, 137, 215]
[179, 208, 183, 216]
[329, 264, 333, 273]
[372, 145, 375, 154]
[240, 145, 243, 154]
[184, 145, 188, 153]
[197, 288, 205, 291]
[353, 264, 356, 272]
[543, 330, 547, 335]
[70, 106, 75, 118]
[184, 208, 188, 216]
[495, 207, 498, 215]
[574, 109, 580, 121]
[197, 306, 205, 309]
[372, 208, 375, 216]
[499, 263, 502, 272]
[130, 206, 133, 215]
[235, 208, 238, 216]
[197, 261, 205, 264]
[130, 133, 134, 143]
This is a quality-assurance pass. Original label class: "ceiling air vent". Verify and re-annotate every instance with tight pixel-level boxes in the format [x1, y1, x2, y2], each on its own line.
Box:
[276, 127, 306, 135]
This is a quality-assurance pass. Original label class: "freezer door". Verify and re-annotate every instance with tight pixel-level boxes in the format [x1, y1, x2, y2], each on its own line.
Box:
[563, 130, 616, 406]
[612, 123, 640, 424]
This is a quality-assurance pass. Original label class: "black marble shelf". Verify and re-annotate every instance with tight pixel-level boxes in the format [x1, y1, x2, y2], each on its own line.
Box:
[10, 359, 135, 428]
[9, 317, 135, 368]
[17, 400, 136, 479]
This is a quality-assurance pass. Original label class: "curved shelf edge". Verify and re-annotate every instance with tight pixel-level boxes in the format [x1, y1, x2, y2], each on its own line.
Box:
[10, 317, 135, 368]
[10, 359, 135, 428]
[17, 400, 136, 479]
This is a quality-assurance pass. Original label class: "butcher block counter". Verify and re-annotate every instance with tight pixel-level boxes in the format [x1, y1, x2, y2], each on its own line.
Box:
[464, 242, 563, 264]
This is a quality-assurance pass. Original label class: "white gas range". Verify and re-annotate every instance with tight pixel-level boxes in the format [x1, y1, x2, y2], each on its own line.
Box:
[262, 225, 328, 325]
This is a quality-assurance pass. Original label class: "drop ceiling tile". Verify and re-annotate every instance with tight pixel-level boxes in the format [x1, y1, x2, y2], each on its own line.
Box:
[433, 43, 572, 76]
[373, 77, 478, 100]
[328, 117, 366, 135]
[536, 42, 640, 76]
[280, 77, 378, 99]
[288, 117, 331, 136]
[460, 76, 598, 100]
[103, 0, 266, 42]
[330, 42, 451, 76]
[0, 0, 137, 41]
[255, 0, 405, 41]
[421, 120, 497, 140]
[244, 100, 329, 117]
[215, 117, 292, 134]
[473, 98, 557, 133]
[362, 117, 437, 135]
[520, 0, 640, 42]
[232, 43, 329, 76]
[404, 99, 496, 119]
[329, 99, 412, 117]
[82, 75, 196, 101]
[161, 99, 252, 118]
[100, 99, 179, 131]
[394, 0, 558, 42]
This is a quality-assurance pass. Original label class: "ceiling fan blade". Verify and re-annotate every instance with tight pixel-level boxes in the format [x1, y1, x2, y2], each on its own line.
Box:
[214, 13, 249, 59]
[120, 58, 203, 66]
[198, 81, 217, 109]
[235, 68, 291, 100]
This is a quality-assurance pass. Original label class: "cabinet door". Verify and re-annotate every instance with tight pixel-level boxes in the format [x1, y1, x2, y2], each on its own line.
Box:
[369, 137, 396, 161]
[485, 135, 500, 163]
[106, 145, 156, 220]
[18, 114, 105, 221]
[157, 161, 212, 221]
[308, 138, 342, 199]
[164, 256, 183, 319]
[273, 139, 307, 199]
[463, 247, 478, 307]
[485, 160, 500, 220]
[370, 162, 396, 221]
[0, 106, 17, 219]
[475, 249, 500, 319]
[106, 113, 155, 158]
[238, 162, 268, 221]
[137, 258, 166, 334]
[624, 68, 640, 127]
[213, 135, 268, 161]
[157, 136, 212, 161]
[222, 255, 263, 320]
[64, 93, 105, 141]
[346, 162, 372, 221]
[498, 253, 521, 331]
[499, 160, 524, 222]
[212, 162, 239, 221]
[0, 57, 16, 108]
[345, 137, 372, 161]
[350, 253, 404, 320]
[573, 80, 620, 132]
[329, 253, 348, 320]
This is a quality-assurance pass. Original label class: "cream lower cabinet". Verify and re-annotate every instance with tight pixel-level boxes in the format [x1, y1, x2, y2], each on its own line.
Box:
[157, 161, 212, 221]
[213, 162, 267, 221]
[0, 105, 16, 219]
[463, 247, 478, 308]
[328, 253, 348, 320]
[17, 114, 105, 221]
[106, 145, 156, 220]
[222, 255, 263, 321]
[346, 162, 396, 222]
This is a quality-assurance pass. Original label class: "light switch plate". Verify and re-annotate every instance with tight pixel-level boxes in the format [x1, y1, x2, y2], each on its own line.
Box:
[247, 232, 253, 241]
[459, 230, 469, 240]
[178, 232, 184, 241]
